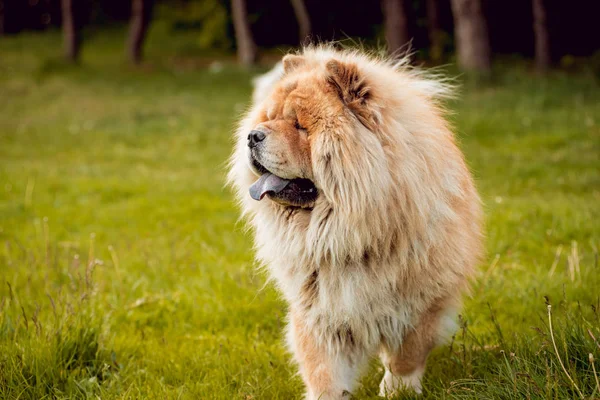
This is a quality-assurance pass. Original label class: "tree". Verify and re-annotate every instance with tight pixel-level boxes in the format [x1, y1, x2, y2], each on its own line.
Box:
[381, 0, 410, 57]
[0, 0, 4, 35]
[426, 0, 443, 62]
[61, 0, 81, 62]
[290, 0, 311, 46]
[532, 0, 550, 71]
[127, 0, 154, 65]
[450, 0, 491, 73]
[231, 0, 257, 67]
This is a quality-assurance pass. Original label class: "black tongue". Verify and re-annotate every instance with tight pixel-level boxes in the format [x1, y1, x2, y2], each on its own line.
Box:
[249, 173, 291, 201]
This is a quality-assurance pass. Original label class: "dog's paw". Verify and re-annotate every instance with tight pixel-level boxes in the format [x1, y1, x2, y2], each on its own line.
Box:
[378, 368, 423, 397]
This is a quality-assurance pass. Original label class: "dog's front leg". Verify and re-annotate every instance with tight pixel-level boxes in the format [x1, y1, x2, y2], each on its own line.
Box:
[287, 310, 364, 400]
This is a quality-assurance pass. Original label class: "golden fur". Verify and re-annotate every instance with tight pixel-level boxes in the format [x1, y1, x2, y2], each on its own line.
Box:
[228, 45, 483, 399]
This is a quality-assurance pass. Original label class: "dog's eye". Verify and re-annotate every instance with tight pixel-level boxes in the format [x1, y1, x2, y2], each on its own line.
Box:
[294, 121, 305, 131]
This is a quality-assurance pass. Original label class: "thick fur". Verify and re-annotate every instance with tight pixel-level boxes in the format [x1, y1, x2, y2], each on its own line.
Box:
[228, 46, 483, 399]
[252, 61, 284, 104]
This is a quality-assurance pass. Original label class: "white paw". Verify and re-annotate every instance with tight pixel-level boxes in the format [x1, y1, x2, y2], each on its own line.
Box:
[378, 368, 423, 397]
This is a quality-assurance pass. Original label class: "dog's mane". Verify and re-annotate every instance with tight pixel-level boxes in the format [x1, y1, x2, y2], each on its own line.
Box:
[228, 45, 481, 278]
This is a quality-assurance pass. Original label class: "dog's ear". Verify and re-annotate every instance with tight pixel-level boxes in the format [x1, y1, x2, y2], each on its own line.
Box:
[326, 59, 370, 105]
[282, 55, 305, 74]
[326, 59, 376, 129]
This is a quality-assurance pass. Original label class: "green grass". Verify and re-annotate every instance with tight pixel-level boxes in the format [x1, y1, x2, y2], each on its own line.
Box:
[0, 28, 599, 399]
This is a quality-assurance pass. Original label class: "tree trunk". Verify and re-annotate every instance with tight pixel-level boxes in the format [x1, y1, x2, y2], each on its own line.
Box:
[127, 0, 154, 65]
[450, 0, 491, 73]
[532, 0, 550, 71]
[381, 0, 410, 56]
[231, 0, 257, 67]
[426, 0, 443, 62]
[61, 0, 80, 62]
[290, 0, 311, 46]
[0, 0, 5, 36]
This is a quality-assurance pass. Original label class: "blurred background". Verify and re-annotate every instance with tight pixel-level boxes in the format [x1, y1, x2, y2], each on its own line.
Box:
[2, 0, 599, 71]
[1, 1, 599, 399]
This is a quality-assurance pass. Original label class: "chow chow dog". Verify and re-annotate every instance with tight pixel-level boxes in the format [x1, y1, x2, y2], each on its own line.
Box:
[228, 46, 483, 399]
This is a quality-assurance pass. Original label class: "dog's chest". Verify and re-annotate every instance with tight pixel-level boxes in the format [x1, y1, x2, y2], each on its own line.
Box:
[275, 262, 414, 351]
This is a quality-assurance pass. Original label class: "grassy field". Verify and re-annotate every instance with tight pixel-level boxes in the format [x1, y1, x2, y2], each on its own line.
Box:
[0, 29, 599, 399]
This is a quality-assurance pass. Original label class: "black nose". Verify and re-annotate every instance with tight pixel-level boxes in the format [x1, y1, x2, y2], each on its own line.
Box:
[248, 130, 266, 147]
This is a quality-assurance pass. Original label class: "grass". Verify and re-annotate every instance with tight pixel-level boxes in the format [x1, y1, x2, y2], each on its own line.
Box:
[0, 27, 599, 399]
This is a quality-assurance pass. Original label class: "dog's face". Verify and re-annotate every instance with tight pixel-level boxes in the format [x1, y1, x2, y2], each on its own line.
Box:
[247, 56, 381, 210]
[247, 71, 331, 208]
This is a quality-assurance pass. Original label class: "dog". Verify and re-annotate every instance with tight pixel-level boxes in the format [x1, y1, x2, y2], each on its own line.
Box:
[228, 45, 483, 399]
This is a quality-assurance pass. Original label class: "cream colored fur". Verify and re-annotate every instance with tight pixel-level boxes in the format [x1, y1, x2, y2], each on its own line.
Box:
[252, 61, 284, 104]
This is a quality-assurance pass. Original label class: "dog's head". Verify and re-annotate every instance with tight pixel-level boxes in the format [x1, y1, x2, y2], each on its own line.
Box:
[245, 53, 390, 213]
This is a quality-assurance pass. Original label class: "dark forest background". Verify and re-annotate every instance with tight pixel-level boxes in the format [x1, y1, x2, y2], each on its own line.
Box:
[2, 0, 599, 66]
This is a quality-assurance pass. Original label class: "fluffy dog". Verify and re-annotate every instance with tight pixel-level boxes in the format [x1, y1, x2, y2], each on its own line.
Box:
[228, 46, 483, 399]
